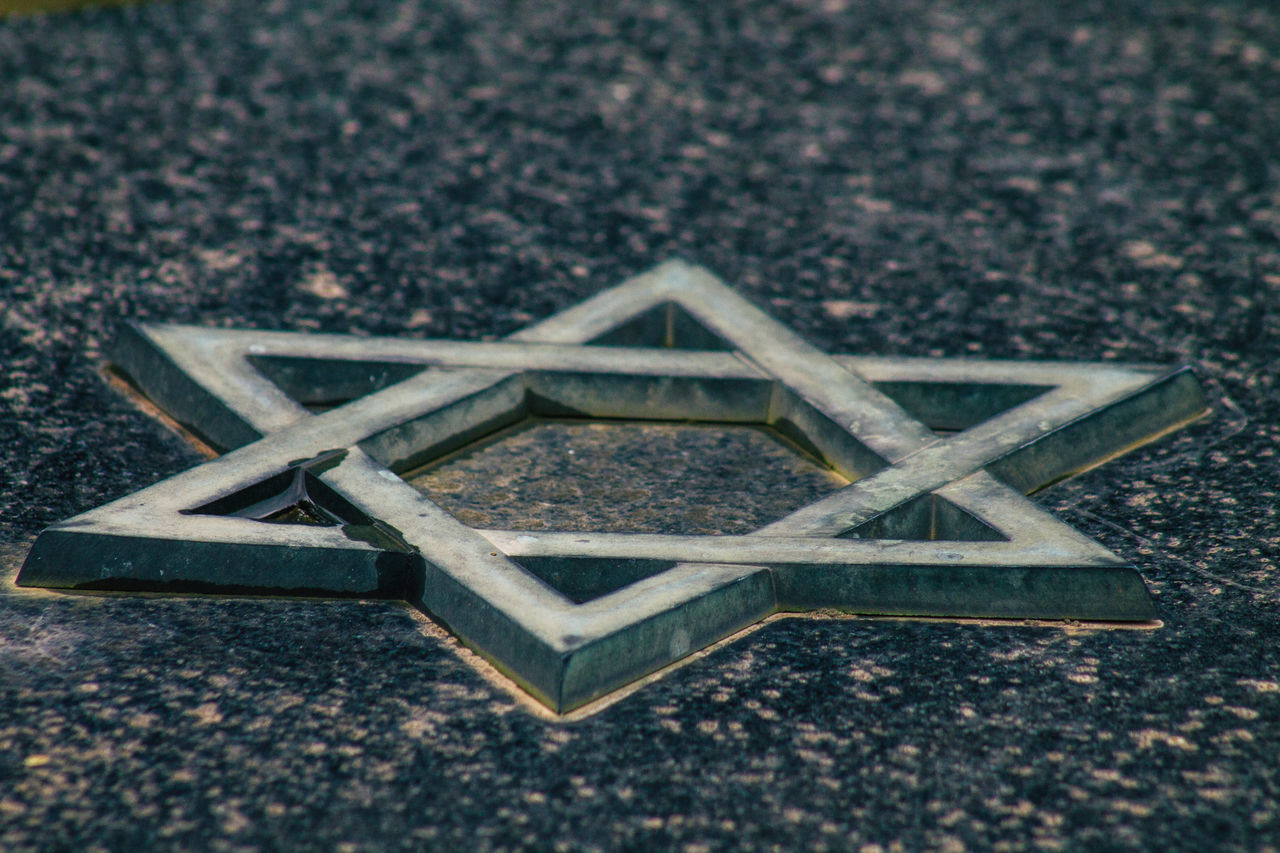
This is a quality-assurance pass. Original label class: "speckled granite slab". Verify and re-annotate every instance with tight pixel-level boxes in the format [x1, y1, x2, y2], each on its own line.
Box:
[1, 0, 1278, 849]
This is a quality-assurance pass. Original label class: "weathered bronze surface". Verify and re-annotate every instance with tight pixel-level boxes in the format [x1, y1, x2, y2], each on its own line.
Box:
[17, 261, 1209, 713]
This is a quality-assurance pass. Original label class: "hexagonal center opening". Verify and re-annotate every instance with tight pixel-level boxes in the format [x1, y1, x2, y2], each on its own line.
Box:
[401, 418, 850, 535]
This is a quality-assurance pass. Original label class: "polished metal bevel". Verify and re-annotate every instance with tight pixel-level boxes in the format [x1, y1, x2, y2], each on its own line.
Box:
[17, 261, 1209, 712]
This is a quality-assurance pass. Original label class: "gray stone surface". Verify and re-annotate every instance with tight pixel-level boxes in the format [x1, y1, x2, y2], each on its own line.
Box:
[1, 0, 1278, 850]
[407, 420, 847, 535]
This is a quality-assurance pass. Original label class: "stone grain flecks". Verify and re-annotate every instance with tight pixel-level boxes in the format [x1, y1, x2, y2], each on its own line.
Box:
[1, 0, 1279, 849]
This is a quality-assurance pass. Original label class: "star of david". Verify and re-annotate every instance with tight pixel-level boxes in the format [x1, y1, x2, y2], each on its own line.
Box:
[18, 261, 1208, 713]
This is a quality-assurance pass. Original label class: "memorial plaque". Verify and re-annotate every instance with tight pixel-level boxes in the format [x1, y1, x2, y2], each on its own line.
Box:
[17, 261, 1209, 712]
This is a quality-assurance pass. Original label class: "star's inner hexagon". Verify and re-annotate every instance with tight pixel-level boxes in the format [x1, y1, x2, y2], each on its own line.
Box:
[401, 419, 850, 535]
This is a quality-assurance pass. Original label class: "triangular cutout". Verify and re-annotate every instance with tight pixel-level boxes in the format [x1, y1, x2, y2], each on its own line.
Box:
[585, 301, 735, 351]
[514, 555, 678, 604]
[246, 355, 427, 412]
[841, 493, 1008, 541]
[184, 466, 342, 526]
[869, 381, 1053, 434]
[180, 450, 414, 554]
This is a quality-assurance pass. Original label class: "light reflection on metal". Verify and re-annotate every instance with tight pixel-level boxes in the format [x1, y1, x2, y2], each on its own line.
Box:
[18, 261, 1209, 713]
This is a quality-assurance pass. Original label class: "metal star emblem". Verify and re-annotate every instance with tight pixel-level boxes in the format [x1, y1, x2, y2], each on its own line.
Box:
[18, 261, 1208, 713]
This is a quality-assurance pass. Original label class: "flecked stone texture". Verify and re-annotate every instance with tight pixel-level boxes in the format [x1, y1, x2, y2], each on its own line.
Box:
[2, 0, 1279, 850]
[405, 420, 848, 535]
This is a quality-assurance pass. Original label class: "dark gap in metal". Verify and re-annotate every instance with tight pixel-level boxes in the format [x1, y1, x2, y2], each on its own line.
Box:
[514, 556, 680, 604]
[183, 467, 374, 529]
[582, 301, 735, 351]
[868, 381, 1054, 433]
[840, 494, 1009, 542]
[246, 355, 428, 410]
[261, 503, 333, 526]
